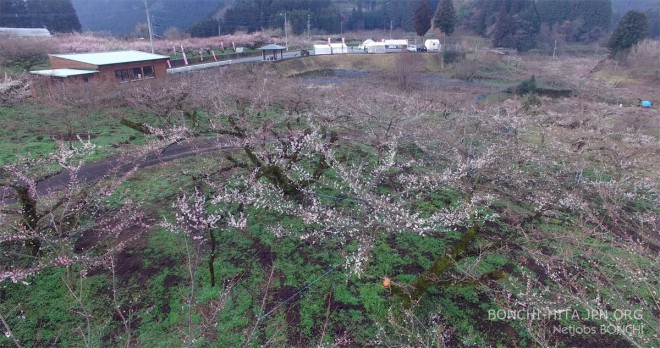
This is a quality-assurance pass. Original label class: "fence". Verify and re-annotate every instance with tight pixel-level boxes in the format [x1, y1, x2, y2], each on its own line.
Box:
[169, 51, 260, 68]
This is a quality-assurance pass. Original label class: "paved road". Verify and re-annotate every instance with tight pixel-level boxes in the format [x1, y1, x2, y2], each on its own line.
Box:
[167, 50, 305, 74]
[167, 49, 370, 74]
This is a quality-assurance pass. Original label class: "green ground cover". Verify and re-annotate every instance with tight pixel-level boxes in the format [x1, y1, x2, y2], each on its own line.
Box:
[0, 105, 153, 166]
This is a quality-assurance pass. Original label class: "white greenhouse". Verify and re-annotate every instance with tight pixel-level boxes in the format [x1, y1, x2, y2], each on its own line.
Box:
[313, 43, 348, 55]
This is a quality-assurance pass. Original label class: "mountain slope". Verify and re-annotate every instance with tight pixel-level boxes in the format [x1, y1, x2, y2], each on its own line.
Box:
[71, 0, 226, 35]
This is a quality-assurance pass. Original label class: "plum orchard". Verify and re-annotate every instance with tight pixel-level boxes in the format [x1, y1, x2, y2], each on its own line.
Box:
[1, 65, 657, 346]
[167, 71, 658, 347]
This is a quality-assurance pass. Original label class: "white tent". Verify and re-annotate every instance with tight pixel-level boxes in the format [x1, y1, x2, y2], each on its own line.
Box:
[366, 43, 386, 54]
[383, 39, 408, 49]
[358, 39, 375, 50]
[313, 43, 348, 55]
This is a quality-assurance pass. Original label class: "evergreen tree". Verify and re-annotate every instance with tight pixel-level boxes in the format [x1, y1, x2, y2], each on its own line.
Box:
[187, 18, 219, 38]
[400, 0, 418, 32]
[647, 8, 660, 38]
[0, 0, 29, 27]
[347, 6, 365, 30]
[466, 0, 501, 36]
[490, 0, 540, 52]
[513, 0, 541, 51]
[536, 0, 611, 42]
[492, 5, 514, 48]
[223, 0, 342, 34]
[414, 0, 433, 37]
[607, 10, 649, 57]
[26, 0, 81, 32]
[434, 0, 456, 35]
[387, 0, 404, 32]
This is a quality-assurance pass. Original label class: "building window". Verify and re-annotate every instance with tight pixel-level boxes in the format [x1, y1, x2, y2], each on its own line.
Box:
[130, 67, 143, 81]
[115, 65, 157, 83]
[115, 68, 129, 82]
[143, 65, 155, 78]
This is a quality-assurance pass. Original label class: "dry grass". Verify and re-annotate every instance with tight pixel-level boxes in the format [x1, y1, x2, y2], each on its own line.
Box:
[584, 39, 660, 102]
[626, 39, 660, 83]
[0, 73, 30, 105]
[272, 54, 409, 77]
[272, 52, 458, 78]
[517, 54, 659, 105]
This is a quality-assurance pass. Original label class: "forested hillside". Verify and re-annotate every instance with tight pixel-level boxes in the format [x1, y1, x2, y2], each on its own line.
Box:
[612, 0, 660, 37]
[15, 0, 656, 43]
[0, 0, 80, 32]
[6, 0, 657, 40]
[70, 0, 227, 36]
[219, 0, 441, 34]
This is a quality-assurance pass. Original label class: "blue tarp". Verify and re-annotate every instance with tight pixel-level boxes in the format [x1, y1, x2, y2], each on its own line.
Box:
[641, 100, 653, 108]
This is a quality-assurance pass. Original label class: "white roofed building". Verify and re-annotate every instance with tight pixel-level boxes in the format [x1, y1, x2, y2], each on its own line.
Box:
[383, 39, 408, 49]
[31, 50, 170, 84]
[0, 27, 51, 37]
[359, 39, 408, 52]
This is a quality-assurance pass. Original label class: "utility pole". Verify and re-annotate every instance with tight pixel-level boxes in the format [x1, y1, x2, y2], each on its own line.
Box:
[284, 12, 288, 51]
[340, 21, 343, 35]
[143, 0, 154, 53]
[390, 20, 393, 39]
[307, 14, 311, 38]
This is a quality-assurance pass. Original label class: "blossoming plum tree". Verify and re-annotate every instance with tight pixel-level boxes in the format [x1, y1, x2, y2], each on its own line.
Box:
[182, 71, 659, 346]
[0, 139, 147, 283]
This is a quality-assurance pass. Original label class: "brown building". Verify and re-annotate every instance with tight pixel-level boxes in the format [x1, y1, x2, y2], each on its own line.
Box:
[31, 50, 170, 83]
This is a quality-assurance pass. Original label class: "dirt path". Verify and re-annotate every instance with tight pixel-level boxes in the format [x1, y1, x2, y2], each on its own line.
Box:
[1, 136, 236, 203]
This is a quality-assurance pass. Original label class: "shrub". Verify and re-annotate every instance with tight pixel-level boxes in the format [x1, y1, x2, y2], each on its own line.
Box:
[394, 52, 423, 90]
[450, 59, 480, 80]
[515, 75, 537, 96]
[442, 50, 464, 65]
[0, 73, 31, 106]
[163, 27, 189, 40]
[0, 36, 53, 71]
[626, 39, 660, 82]
[521, 92, 541, 113]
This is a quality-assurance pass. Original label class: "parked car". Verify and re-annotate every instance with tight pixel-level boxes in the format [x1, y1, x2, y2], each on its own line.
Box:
[407, 45, 417, 52]
[416, 45, 427, 52]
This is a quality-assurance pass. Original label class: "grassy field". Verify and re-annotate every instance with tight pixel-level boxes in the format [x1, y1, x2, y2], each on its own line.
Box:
[0, 105, 160, 166]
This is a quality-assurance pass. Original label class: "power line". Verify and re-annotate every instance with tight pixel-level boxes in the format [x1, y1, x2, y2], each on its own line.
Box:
[245, 261, 343, 345]
[256, 262, 342, 322]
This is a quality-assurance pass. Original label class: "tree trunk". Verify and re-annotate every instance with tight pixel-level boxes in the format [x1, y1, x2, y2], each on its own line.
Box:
[208, 228, 216, 287]
[390, 224, 480, 307]
[16, 185, 41, 256]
